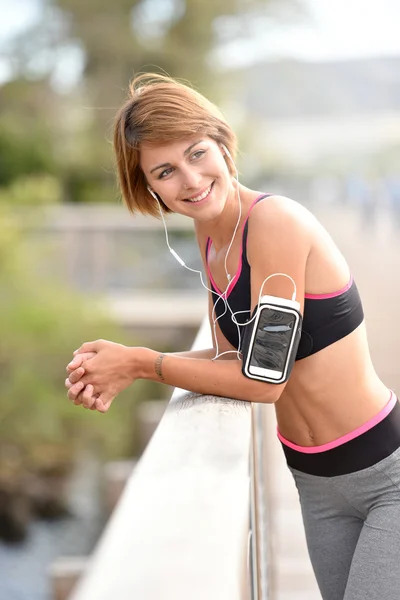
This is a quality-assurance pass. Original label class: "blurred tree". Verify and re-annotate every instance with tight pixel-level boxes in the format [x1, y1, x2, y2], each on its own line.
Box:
[0, 79, 58, 187]
[46, 0, 303, 107]
[0, 205, 157, 541]
[0, 0, 303, 202]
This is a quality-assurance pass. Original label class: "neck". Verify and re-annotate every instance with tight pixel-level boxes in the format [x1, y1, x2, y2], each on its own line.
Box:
[196, 180, 247, 252]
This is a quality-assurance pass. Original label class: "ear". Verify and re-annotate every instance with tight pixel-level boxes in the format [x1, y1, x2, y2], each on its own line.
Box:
[147, 186, 158, 200]
[220, 144, 231, 160]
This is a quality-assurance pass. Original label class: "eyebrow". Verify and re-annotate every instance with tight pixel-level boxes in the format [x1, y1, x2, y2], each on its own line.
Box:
[149, 140, 204, 174]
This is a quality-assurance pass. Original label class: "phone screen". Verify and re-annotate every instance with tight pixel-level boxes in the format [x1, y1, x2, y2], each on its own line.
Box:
[249, 307, 296, 373]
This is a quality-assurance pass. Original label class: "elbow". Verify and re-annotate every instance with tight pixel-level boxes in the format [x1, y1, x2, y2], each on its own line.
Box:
[236, 361, 285, 404]
[249, 380, 284, 404]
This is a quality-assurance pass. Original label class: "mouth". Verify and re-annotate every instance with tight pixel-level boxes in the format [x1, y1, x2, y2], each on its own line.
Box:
[184, 181, 214, 204]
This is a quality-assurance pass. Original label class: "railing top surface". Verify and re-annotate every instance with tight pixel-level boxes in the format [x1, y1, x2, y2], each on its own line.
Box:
[70, 319, 253, 600]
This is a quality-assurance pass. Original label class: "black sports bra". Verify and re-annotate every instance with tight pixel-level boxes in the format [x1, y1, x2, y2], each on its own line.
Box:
[206, 194, 364, 360]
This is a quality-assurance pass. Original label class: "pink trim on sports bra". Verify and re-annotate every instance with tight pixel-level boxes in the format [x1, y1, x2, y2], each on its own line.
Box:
[304, 275, 354, 300]
[277, 391, 396, 454]
[206, 193, 269, 299]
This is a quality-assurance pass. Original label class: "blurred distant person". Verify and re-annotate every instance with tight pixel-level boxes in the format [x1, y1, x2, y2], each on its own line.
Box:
[309, 174, 341, 207]
[65, 74, 400, 600]
[346, 172, 379, 230]
[386, 175, 400, 228]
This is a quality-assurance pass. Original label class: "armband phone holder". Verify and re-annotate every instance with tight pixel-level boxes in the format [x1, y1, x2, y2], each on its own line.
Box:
[241, 295, 302, 384]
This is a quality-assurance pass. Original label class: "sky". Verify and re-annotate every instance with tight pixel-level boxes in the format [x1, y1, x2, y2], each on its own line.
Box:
[285, 0, 400, 61]
[0, 0, 400, 83]
[0, 0, 42, 43]
[215, 0, 400, 67]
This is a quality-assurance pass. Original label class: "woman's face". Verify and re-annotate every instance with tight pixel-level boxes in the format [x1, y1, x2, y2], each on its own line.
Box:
[139, 135, 234, 221]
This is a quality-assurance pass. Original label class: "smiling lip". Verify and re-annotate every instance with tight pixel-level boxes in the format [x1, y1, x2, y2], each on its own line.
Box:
[184, 181, 214, 204]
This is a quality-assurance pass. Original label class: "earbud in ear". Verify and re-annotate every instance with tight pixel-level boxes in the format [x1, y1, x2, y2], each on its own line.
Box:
[221, 144, 232, 161]
[221, 144, 238, 180]
[147, 186, 159, 201]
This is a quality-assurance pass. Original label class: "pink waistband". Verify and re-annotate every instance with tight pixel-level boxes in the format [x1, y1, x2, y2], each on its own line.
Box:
[277, 391, 396, 454]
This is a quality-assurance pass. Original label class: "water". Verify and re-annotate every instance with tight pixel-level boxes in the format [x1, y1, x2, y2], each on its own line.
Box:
[0, 454, 105, 600]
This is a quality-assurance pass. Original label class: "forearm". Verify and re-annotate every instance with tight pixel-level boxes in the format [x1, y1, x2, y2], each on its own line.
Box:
[135, 347, 277, 404]
[166, 348, 238, 360]
[166, 348, 216, 360]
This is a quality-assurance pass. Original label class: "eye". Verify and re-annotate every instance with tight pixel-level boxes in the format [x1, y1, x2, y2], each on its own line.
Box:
[158, 167, 174, 179]
[191, 149, 206, 160]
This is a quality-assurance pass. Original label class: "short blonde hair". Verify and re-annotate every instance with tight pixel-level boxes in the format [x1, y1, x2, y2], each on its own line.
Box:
[113, 73, 237, 216]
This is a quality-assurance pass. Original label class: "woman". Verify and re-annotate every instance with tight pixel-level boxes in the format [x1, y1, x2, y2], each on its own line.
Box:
[65, 74, 400, 599]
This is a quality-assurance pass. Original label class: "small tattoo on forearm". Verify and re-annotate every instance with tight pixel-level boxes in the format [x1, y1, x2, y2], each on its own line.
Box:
[155, 353, 165, 381]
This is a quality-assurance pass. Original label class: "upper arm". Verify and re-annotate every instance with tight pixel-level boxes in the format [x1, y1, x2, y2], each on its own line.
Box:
[246, 196, 311, 397]
[247, 195, 310, 315]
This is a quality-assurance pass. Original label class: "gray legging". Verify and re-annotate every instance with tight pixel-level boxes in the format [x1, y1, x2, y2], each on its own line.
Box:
[290, 445, 400, 600]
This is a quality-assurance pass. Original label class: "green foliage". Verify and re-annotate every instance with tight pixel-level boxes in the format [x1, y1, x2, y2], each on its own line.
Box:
[0, 174, 62, 206]
[0, 79, 58, 187]
[0, 206, 150, 481]
[0, 121, 55, 188]
[62, 166, 116, 204]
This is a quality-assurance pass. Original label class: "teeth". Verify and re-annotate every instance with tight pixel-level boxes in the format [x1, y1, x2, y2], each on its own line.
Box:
[187, 184, 212, 202]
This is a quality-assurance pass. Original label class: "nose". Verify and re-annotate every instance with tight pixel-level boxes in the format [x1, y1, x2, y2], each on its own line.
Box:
[181, 166, 201, 190]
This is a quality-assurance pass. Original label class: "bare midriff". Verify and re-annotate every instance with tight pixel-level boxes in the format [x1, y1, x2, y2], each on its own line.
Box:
[275, 323, 390, 447]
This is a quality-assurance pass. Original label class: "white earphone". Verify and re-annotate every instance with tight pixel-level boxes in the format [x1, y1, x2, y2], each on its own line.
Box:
[147, 187, 159, 201]
[221, 143, 232, 160]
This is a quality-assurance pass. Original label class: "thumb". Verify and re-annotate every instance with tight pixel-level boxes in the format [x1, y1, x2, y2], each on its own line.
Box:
[67, 351, 96, 372]
[73, 341, 102, 356]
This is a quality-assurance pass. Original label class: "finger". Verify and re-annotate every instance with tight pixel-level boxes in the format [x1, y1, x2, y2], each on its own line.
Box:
[67, 381, 85, 403]
[90, 393, 100, 410]
[65, 378, 73, 390]
[95, 393, 113, 414]
[68, 367, 85, 385]
[73, 391, 85, 406]
[66, 354, 85, 372]
[82, 385, 96, 410]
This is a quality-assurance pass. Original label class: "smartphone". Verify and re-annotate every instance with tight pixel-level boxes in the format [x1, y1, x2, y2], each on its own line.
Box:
[242, 295, 302, 384]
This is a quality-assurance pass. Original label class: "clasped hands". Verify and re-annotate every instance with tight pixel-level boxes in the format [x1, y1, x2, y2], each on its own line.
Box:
[65, 340, 139, 413]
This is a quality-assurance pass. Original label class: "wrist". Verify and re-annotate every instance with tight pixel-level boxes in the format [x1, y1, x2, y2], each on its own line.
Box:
[130, 347, 159, 380]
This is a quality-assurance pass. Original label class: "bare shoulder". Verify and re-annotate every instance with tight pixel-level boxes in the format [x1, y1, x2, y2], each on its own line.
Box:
[248, 194, 316, 245]
[252, 194, 316, 226]
[246, 195, 313, 305]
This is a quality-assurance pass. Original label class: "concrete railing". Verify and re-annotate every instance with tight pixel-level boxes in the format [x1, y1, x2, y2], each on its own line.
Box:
[19, 204, 208, 328]
[20, 204, 202, 294]
[64, 318, 271, 600]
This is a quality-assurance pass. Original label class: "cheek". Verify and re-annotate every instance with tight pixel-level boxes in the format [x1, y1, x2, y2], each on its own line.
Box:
[213, 155, 231, 178]
[155, 180, 180, 205]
